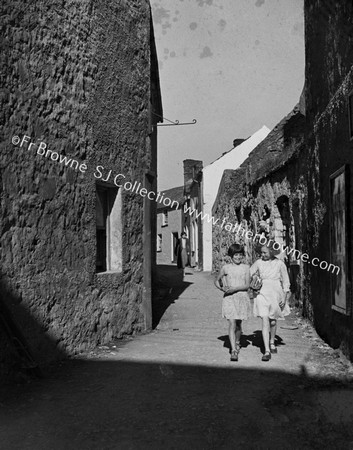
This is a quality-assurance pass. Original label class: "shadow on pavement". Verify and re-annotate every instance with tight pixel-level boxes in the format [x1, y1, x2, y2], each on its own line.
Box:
[218, 331, 286, 354]
[152, 264, 193, 329]
[1, 358, 353, 449]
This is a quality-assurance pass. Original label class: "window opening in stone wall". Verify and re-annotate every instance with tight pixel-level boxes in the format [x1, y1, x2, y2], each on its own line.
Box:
[243, 205, 252, 223]
[193, 220, 199, 265]
[191, 222, 195, 252]
[157, 233, 162, 252]
[96, 183, 122, 273]
[235, 207, 241, 224]
[162, 211, 168, 226]
[275, 196, 291, 250]
[258, 204, 271, 237]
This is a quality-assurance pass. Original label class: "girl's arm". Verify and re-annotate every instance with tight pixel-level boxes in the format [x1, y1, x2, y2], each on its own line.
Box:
[224, 266, 251, 295]
[214, 267, 226, 291]
[249, 259, 259, 276]
[279, 261, 291, 306]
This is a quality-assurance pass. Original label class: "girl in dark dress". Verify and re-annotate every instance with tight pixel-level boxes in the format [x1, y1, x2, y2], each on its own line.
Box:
[176, 232, 189, 276]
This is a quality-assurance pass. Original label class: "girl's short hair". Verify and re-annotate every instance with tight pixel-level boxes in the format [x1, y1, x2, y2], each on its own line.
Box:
[228, 243, 244, 257]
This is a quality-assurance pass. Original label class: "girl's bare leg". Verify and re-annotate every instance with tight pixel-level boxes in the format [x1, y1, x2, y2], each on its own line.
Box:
[262, 316, 270, 353]
[235, 320, 242, 347]
[270, 319, 277, 345]
[228, 319, 236, 351]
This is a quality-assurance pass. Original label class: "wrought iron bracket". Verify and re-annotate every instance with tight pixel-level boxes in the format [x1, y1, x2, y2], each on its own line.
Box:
[152, 112, 197, 127]
[157, 118, 197, 127]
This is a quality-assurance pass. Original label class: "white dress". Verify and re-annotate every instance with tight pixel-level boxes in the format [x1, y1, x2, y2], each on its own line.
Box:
[250, 258, 291, 319]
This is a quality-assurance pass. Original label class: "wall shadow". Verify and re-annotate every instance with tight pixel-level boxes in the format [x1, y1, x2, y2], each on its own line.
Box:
[152, 264, 193, 329]
[1, 357, 353, 449]
[0, 272, 66, 383]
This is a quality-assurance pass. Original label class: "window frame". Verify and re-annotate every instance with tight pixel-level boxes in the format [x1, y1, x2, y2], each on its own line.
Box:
[157, 233, 162, 252]
[96, 182, 122, 274]
[162, 211, 168, 227]
[329, 165, 351, 315]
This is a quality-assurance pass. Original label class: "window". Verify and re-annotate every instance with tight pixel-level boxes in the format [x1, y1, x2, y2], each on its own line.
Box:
[162, 211, 168, 226]
[157, 234, 162, 252]
[330, 166, 349, 314]
[191, 223, 195, 252]
[96, 184, 122, 273]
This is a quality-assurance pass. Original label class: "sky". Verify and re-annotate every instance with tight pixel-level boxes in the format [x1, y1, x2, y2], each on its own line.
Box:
[151, 0, 305, 191]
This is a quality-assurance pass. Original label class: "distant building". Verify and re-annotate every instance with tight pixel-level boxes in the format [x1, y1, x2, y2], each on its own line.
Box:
[157, 186, 184, 265]
[0, 0, 162, 381]
[183, 160, 203, 269]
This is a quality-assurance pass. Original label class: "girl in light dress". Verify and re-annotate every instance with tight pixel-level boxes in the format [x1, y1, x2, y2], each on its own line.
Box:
[250, 242, 291, 361]
[214, 244, 251, 362]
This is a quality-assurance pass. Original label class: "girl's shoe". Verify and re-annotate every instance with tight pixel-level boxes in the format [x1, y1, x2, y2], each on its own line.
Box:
[230, 350, 238, 361]
[262, 352, 271, 361]
[230, 342, 241, 361]
[270, 343, 278, 354]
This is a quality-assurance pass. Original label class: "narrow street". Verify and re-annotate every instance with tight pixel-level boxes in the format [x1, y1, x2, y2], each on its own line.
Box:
[1, 265, 353, 450]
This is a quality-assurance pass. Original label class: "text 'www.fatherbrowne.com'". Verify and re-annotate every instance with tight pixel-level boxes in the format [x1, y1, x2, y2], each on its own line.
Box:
[183, 203, 340, 275]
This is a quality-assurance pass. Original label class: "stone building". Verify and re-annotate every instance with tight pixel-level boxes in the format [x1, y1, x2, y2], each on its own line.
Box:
[202, 126, 270, 271]
[156, 186, 184, 265]
[303, 0, 353, 359]
[0, 0, 162, 380]
[212, 104, 306, 306]
[212, 0, 353, 361]
[156, 160, 203, 269]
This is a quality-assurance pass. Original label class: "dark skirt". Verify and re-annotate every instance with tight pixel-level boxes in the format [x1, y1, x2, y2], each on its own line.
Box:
[177, 248, 188, 269]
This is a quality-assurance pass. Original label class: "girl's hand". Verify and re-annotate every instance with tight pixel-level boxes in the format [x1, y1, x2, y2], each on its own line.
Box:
[223, 287, 231, 296]
[224, 287, 237, 296]
[279, 292, 290, 310]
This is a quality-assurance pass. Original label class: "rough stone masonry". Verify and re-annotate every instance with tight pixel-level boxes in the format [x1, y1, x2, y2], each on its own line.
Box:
[0, 0, 162, 381]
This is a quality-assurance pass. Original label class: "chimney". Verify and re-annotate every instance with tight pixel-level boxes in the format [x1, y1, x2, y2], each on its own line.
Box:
[183, 159, 203, 185]
[183, 159, 203, 195]
[232, 138, 246, 148]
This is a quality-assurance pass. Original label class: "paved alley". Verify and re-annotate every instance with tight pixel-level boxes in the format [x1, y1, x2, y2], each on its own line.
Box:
[1, 265, 353, 449]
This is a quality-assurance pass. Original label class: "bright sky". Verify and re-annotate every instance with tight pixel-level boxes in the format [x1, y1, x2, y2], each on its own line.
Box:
[151, 0, 305, 191]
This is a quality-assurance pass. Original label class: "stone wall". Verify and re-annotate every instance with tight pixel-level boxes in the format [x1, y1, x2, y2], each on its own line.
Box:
[305, 0, 353, 123]
[0, 0, 161, 380]
[212, 107, 307, 307]
[304, 0, 353, 359]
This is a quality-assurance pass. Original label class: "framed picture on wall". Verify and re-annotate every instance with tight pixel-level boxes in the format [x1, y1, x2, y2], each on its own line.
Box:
[330, 165, 350, 315]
